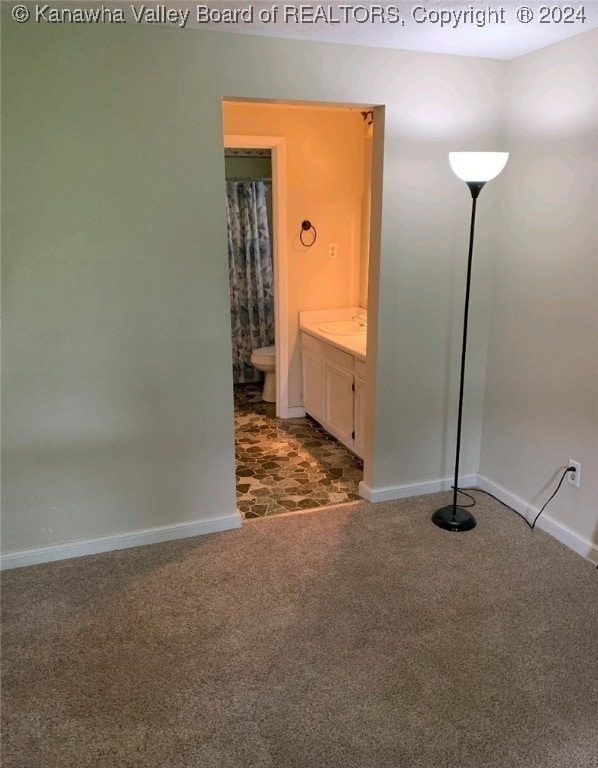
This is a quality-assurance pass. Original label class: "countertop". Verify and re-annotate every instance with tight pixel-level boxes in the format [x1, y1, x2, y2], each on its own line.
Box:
[300, 321, 367, 361]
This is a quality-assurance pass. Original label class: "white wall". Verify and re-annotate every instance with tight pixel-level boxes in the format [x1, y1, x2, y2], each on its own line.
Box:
[480, 30, 598, 555]
[2, 20, 504, 556]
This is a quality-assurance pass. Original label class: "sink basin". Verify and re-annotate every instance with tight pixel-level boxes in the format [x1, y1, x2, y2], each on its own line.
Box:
[318, 320, 366, 336]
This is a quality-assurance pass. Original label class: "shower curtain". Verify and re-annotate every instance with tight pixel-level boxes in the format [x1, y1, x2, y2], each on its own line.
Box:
[226, 180, 274, 384]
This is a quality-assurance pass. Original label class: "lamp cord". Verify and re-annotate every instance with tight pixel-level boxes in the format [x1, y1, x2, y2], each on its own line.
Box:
[451, 466, 576, 530]
[530, 467, 574, 529]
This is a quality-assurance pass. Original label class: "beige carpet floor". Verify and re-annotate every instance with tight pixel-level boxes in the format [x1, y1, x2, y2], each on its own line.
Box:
[2, 492, 597, 768]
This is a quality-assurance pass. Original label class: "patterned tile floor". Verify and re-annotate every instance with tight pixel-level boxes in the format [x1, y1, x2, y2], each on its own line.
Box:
[234, 383, 364, 518]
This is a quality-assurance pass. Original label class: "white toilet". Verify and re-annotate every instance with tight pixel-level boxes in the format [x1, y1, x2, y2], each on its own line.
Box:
[250, 345, 276, 402]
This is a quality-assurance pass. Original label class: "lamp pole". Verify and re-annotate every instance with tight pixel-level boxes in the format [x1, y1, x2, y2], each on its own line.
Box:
[432, 183, 483, 531]
[432, 152, 508, 533]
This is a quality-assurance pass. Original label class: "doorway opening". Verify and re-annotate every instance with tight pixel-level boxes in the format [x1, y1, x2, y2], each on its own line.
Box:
[223, 133, 290, 417]
[222, 99, 382, 519]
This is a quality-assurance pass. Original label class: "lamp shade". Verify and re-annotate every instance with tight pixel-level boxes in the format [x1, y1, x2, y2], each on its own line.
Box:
[449, 152, 509, 183]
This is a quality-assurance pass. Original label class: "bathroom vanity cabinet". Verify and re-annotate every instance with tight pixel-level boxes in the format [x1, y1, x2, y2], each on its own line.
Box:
[301, 331, 366, 459]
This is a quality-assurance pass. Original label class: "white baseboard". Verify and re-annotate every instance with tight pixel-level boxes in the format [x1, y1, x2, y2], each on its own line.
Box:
[4, 475, 595, 570]
[476, 475, 598, 565]
[359, 474, 478, 503]
[0, 511, 243, 571]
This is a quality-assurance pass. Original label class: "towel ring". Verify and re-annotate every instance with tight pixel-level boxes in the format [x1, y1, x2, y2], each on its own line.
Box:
[300, 220, 317, 247]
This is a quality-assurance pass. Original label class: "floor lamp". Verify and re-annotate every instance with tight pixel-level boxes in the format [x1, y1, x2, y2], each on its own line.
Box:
[432, 151, 509, 532]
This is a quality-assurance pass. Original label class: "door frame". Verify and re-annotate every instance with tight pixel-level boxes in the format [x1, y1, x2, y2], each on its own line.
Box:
[224, 133, 293, 418]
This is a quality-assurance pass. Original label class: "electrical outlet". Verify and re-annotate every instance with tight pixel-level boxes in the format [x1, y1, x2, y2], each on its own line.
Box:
[568, 460, 581, 487]
[328, 243, 337, 260]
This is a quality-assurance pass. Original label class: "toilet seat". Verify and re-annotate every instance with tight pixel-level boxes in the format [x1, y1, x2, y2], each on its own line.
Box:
[251, 346, 276, 366]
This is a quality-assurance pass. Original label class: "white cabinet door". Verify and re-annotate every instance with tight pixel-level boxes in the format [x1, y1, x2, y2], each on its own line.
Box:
[302, 348, 324, 421]
[324, 361, 355, 449]
[353, 375, 366, 459]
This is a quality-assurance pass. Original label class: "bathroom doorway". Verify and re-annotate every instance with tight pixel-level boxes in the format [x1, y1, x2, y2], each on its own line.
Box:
[224, 136, 363, 517]
[224, 147, 275, 394]
[223, 99, 381, 519]
[223, 133, 291, 417]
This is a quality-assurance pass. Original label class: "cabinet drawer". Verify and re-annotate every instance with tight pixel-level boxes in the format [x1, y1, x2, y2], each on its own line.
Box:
[326, 344, 354, 372]
[301, 332, 324, 356]
[355, 359, 366, 380]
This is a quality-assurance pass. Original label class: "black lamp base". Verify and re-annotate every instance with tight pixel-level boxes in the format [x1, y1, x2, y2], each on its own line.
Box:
[432, 505, 476, 532]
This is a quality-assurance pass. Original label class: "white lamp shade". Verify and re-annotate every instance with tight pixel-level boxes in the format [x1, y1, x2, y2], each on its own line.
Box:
[449, 152, 509, 182]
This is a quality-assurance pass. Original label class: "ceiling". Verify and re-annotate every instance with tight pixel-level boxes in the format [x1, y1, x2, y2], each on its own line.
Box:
[190, 1, 597, 59]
